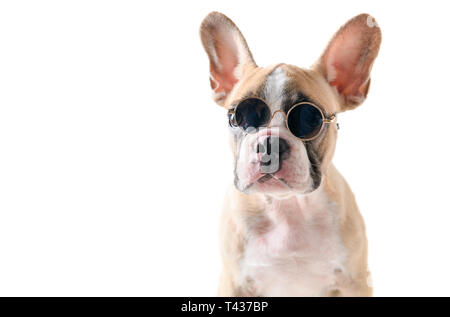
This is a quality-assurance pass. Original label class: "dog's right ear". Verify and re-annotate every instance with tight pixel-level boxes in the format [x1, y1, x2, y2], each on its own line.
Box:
[200, 12, 257, 106]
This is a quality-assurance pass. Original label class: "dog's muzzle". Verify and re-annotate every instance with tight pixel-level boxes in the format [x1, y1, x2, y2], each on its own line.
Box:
[256, 136, 290, 174]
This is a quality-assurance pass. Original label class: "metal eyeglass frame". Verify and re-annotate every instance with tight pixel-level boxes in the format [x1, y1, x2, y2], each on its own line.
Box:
[228, 97, 337, 141]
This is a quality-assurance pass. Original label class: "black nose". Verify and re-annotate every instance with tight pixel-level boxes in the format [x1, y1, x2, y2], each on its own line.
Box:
[256, 136, 290, 172]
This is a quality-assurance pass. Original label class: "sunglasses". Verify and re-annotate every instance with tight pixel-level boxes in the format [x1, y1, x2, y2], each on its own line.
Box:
[228, 98, 337, 141]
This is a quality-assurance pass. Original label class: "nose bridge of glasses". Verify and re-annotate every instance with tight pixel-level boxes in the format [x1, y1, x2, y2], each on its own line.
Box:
[267, 109, 287, 128]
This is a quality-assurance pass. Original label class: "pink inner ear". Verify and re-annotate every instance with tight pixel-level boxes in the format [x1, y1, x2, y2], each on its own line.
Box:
[328, 28, 367, 95]
[323, 17, 380, 105]
[210, 30, 240, 95]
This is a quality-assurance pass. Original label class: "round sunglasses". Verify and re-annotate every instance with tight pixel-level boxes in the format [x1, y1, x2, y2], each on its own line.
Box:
[228, 98, 337, 141]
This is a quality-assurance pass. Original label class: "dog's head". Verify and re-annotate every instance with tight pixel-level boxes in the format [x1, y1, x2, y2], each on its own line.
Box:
[200, 12, 381, 197]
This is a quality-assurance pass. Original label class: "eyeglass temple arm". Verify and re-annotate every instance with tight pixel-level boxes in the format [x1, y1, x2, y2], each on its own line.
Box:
[323, 114, 337, 124]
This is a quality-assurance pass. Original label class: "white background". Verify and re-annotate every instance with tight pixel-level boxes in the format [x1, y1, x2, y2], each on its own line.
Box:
[1, 0, 449, 296]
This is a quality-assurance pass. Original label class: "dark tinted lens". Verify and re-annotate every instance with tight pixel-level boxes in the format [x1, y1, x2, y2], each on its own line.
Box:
[235, 98, 270, 131]
[287, 104, 323, 139]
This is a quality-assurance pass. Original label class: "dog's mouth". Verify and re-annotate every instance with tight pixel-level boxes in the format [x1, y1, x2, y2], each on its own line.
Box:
[257, 174, 292, 189]
[257, 174, 273, 183]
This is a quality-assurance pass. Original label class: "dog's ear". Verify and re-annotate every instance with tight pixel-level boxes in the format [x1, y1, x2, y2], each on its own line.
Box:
[200, 12, 257, 106]
[314, 14, 381, 111]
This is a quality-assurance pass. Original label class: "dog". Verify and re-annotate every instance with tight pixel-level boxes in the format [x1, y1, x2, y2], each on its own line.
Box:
[199, 11, 381, 296]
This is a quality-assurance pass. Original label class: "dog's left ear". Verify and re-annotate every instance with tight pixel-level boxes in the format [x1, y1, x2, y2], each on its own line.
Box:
[314, 14, 382, 111]
[200, 12, 257, 106]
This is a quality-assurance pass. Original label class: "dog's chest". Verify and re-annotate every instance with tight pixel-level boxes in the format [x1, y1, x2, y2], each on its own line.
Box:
[240, 197, 347, 296]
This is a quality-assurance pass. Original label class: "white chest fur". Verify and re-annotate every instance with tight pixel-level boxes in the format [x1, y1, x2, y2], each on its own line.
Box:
[240, 191, 347, 296]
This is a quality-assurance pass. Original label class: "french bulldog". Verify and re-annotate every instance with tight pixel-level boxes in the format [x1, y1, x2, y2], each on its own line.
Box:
[200, 11, 381, 296]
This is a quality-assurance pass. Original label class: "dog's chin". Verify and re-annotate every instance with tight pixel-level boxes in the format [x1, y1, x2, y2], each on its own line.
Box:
[236, 173, 317, 198]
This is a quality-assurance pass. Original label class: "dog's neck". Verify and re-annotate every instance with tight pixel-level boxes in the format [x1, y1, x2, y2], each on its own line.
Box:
[262, 183, 332, 223]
